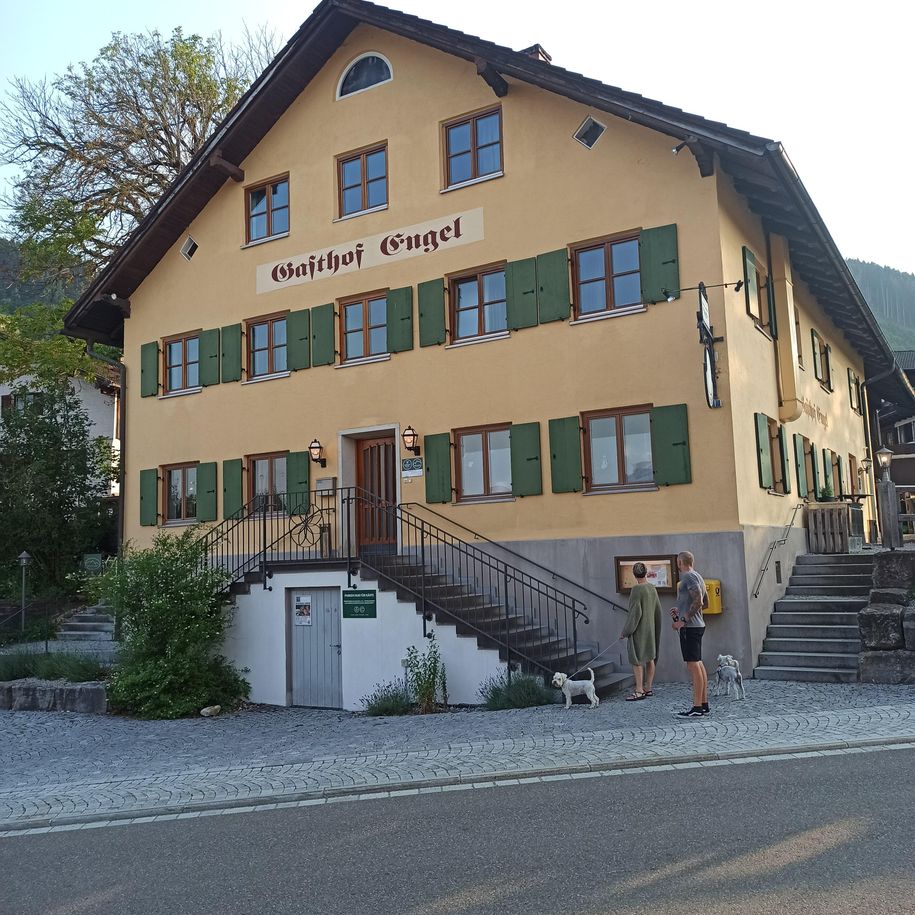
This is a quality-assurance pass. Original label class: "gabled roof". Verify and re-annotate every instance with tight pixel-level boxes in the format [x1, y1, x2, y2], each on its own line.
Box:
[895, 351, 915, 372]
[63, 0, 914, 410]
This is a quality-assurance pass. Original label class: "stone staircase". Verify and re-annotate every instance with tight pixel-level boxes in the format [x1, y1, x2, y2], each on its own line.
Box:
[754, 553, 873, 683]
[55, 606, 119, 663]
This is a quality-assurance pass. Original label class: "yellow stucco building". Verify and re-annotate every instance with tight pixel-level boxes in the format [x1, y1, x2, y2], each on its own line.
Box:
[65, 0, 913, 708]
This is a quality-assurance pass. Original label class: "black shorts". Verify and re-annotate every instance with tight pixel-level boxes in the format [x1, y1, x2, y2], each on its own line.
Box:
[679, 627, 704, 662]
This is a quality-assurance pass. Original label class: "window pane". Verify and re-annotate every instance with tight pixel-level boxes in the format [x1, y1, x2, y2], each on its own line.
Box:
[613, 273, 642, 308]
[476, 143, 500, 176]
[273, 319, 286, 345]
[340, 55, 391, 95]
[342, 158, 361, 187]
[611, 239, 639, 274]
[366, 178, 386, 209]
[623, 413, 653, 483]
[483, 271, 506, 303]
[167, 341, 183, 367]
[484, 301, 507, 333]
[577, 247, 605, 282]
[271, 207, 289, 235]
[271, 181, 288, 208]
[579, 280, 607, 314]
[455, 279, 479, 310]
[185, 467, 197, 519]
[343, 186, 363, 215]
[167, 471, 181, 520]
[476, 113, 500, 146]
[253, 349, 269, 376]
[252, 323, 268, 349]
[345, 303, 363, 331]
[273, 457, 287, 494]
[168, 366, 183, 391]
[249, 188, 267, 215]
[447, 122, 472, 154]
[449, 152, 472, 185]
[186, 362, 199, 389]
[249, 214, 267, 240]
[366, 150, 386, 180]
[460, 433, 484, 497]
[346, 330, 364, 360]
[456, 309, 479, 339]
[185, 337, 199, 362]
[590, 417, 619, 486]
[488, 429, 511, 494]
[273, 345, 287, 372]
[369, 327, 387, 355]
[254, 459, 269, 496]
[368, 297, 387, 326]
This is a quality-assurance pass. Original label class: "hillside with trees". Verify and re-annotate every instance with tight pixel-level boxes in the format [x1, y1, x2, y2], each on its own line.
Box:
[847, 258, 915, 350]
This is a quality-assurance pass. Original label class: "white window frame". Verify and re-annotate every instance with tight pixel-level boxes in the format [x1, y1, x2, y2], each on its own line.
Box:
[335, 52, 394, 100]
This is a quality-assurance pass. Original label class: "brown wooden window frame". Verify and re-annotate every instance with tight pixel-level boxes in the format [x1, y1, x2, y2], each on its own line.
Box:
[811, 329, 832, 390]
[802, 436, 816, 495]
[339, 290, 388, 363]
[245, 174, 290, 244]
[849, 369, 863, 415]
[337, 143, 388, 218]
[746, 262, 774, 333]
[794, 307, 804, 368]
[448, 262, 507, 342]
[767, 417, 787, 495]
[442, 106, 503, 189]
[246, 312, 288, 378]
[162, 331, 201, 393]
[569, 232, 643, 319]
[848, 453, 859, 495]
[582, 405, 654, 492]
[246, 450, 289, 511]
[162, 462, 199, 523]
[453, 423, 513, 501]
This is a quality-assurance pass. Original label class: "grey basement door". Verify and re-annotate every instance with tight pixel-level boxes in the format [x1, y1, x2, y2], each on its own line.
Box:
[289, 588, 342, 708]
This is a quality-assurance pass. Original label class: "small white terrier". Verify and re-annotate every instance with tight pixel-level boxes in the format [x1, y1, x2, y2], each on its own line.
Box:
[551, 668, 600, 709]
[714, 654, 746, 700]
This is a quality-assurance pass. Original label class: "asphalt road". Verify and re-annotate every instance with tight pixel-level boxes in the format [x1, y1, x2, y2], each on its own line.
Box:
[3, 749, 914, 915]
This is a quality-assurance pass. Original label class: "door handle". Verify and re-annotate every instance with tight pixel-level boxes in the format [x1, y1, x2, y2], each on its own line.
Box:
[329, 644, 341, 648]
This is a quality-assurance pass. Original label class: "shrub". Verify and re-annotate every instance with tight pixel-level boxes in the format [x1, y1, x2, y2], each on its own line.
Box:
[97, 528, 249, 719]
[405, 633, 447, 713]
[362, 680, 412, 716]
[479, 671, 556, 710]
[0, 651, 106, 682]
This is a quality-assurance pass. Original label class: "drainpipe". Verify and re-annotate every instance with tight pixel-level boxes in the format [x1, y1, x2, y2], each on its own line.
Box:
[86, 344, 126, 552]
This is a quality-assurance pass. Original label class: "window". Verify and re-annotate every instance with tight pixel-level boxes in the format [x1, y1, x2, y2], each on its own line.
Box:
[180, 236, 198, 261]
[767, 418, 787, 494]
[164, 464, 197, 522]
[163, 333, 199, 392]
[444, 108, 502, 187]
[802, 436, 816, 495]
[794, 307, 804, 368]
[811, 330, 832, 389]
[583, 407, 654, 490]
[573, 116, 606, 149]
[342, 293, 387, 361]
[848, 369, 863, 414]
[338, 145, 387, 217]
[571, 235, 641, 317]
[744, 249, 773, 332]
[455, 425, 511, 500]
[246, 176, 289, 243]
[849, 454, 859, 494]
[450, 266, 507, 340]
[337, 53, 392, 98]
[247, 314, 287, 377]
[248, 452, 287, 511]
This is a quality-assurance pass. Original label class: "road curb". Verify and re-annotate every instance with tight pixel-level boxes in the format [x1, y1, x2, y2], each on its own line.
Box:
[3, 733, 915, 833]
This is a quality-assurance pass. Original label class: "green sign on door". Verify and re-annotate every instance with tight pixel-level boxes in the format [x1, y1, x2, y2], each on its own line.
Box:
[342, 590, 377, 619]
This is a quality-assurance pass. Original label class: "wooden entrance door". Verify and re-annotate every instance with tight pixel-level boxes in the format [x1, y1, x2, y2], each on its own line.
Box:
[355, 436, 397, 548]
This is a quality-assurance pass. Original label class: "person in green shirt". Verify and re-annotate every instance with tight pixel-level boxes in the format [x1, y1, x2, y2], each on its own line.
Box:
[619, 562, 662, 701]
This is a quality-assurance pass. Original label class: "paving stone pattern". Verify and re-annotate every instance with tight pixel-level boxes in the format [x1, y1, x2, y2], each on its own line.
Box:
[2, 682, 915, 827]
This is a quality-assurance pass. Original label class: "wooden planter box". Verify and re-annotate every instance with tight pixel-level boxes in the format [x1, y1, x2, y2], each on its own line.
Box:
[806, 502, 865, 554]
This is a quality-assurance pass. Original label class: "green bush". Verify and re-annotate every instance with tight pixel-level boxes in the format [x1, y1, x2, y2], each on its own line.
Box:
[479, 672, 557, 710]
[97, 528, 249, 719]
[0, 651, 106, 682]
[405, 633, 447, 713]
[362, 680, 412, 716]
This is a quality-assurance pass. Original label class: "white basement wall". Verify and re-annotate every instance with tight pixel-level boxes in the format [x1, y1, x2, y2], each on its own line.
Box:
[224, 568, 506, 710]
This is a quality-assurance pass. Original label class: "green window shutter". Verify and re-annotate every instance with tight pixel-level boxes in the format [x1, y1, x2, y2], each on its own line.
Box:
[221, 323, 242, 382]
[140, 342, 159, 397]
[548, 417, 583, 493]
[650, 404, 692, 486]
[822, 449, 834, 494]
[424, 433, 453, 504]
[810, 440, 820, 497]
[196, 462, 218, 521]
[536, 250, 571, 323]
[743, 247, 759, 319]
[199, 329, 220, 387]
[140, 468, 158, 526]
[811, 330, 822, 380]
[755, 413, 773, 489]
[286, 451, 311, 515]
[778, 426, 791, 494]
[287, 308, 311, 371]
[510, 422, 542, 497]
[766, 276, 778, 339]
[836, 454, 845, 497]
[418, 279, 446, 347]
[640, 224, 680, 304]
[222, 458, 244, 519]
[824, 344, 833, 389]
[793, 434, 808, 499]
[386, 286, 414, 353]
[506, 258, 538, 330]
[311, 303, 335, 366]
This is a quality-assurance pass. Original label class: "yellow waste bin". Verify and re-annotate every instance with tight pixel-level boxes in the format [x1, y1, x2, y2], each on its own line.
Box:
[704, 579, 723, 615]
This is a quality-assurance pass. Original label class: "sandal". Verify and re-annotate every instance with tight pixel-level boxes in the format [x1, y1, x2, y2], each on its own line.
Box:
[625, 692, 647, 701]
[643, 690, 653, 697]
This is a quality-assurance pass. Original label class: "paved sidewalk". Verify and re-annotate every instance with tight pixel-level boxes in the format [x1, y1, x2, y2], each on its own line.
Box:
[2, 681, 915, 830]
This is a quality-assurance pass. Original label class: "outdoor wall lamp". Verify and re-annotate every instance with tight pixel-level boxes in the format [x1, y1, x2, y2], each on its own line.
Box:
[309, 438, 327, 468]
[861, 457, 873, 476]
[877, 446, 893, 481]
[402, 425, 421, 456]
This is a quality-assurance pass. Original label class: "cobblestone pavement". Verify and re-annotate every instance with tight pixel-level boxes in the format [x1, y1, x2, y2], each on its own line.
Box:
[2, 681, 915, 828]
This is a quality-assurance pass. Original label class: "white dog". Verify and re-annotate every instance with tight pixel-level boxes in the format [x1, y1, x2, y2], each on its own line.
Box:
[714, 654, 746, 700]
[551, 668, 600, 709]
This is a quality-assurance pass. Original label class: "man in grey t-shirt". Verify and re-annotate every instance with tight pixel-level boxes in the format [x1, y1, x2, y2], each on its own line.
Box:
[670, 550, 709, 718]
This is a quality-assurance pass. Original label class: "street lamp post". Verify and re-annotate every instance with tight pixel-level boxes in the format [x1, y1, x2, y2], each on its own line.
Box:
[875, 448, 902, 550]
[17, 551, 31, 633]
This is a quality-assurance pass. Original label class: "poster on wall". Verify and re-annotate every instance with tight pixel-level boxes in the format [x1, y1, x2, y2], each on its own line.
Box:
[293, 593, 312, 626]
[614, 556, 679, 594]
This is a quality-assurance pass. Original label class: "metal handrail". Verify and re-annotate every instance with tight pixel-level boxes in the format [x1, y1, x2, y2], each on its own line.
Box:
[751, 501, 806, 598]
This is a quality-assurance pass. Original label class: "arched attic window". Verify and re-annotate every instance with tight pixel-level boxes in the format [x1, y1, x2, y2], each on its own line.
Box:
[337, 53, 393, 99]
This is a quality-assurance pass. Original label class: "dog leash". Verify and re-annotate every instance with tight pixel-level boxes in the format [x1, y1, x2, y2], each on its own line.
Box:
[565, 641, 623, 680]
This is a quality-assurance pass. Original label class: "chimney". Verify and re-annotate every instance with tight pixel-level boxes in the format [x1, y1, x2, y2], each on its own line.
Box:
[519, 44, 552, 64]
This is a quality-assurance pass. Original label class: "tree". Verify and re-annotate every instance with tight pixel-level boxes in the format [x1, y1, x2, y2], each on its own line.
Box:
[1, 26, 278, 283]
[0, 381, 117, 595]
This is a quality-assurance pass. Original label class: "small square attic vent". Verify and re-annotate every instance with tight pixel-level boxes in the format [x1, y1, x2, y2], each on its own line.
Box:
[180, 236, 198, 261]
[573, 116, 606, 149]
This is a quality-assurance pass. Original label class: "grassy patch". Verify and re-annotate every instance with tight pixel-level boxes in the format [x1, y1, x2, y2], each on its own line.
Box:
[479, 672, 557, 710]
[0, 651, 107, 683]
[362, 680, 412, 716]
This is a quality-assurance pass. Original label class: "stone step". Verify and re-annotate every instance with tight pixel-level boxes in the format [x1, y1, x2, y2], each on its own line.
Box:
[757, 650, 859, 670]
[69, 613, 115, 624]
[789, 574, 872, 587]
[57, 631, 114, 642]
[794, 554, 874, 566]
[594, 670, 635, 698]
[775, 597, 867, 612]
[771, 611, 860, 626]
[794, 563, 874, 576]
[60, 621, 114, 633]
[767, 624, 860, 640]
[753, 665, 858, 683]
[763, 637, 862, 654]
[784, 585, 871, 597]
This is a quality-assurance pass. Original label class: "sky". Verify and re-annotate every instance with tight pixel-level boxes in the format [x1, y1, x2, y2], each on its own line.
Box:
[1, 0, 913, 273]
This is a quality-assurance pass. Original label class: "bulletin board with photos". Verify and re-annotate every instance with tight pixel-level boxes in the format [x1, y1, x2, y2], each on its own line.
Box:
[615, 555, 679, 594]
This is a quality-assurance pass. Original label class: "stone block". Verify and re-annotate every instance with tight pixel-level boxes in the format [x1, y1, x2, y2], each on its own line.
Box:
[868, 588, 909, 606]
[8, 680, 107, 714]
[858, 604, 904, 650]
[873, 552, 915, 590]
[904, 608, 915, 653]
[859, 650, 915, 684]
[0, 682, 11, 710]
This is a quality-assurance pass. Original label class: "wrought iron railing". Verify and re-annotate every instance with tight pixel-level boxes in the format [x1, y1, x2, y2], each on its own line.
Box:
[751, 501, 806, 598]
